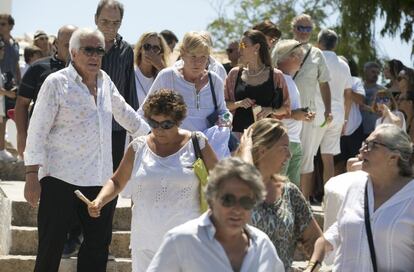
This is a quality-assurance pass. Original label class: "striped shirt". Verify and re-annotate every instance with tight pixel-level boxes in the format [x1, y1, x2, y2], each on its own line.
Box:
[102, 34, 138, 131]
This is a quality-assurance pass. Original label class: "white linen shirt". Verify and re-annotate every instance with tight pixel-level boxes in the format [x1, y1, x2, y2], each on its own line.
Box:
[343, 77, 365, 136]
[147, 212, 285, 272]
[324, 177, 414, 271]
[24, 63, 150, 186]
[282, 74, 302, 143]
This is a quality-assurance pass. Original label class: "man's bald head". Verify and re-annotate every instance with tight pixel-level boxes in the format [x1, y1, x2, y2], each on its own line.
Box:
[56, 25, 77, 62]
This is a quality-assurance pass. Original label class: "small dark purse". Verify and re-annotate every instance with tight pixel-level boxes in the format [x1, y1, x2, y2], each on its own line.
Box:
[271, 85, 284, 110]
[206, 72, 220, 126]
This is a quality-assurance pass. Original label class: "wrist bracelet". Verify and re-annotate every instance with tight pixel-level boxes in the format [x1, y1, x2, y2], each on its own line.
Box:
[307, 260, 321, 272]
[25, 171, 38, 175]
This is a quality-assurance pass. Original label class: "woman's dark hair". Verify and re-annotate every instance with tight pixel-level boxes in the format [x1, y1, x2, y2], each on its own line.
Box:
[387, 59, 405, 79]
[252, 20, 281, 39]
[243, 29, 272, 68]
[142, 89, 187, 123]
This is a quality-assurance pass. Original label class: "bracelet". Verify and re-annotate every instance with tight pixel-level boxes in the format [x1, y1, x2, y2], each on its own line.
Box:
[306, 260, 321, 272]
[25, 171, 38, 175]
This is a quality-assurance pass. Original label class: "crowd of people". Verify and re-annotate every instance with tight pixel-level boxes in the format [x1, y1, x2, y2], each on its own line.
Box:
[0, 0, 413, 271]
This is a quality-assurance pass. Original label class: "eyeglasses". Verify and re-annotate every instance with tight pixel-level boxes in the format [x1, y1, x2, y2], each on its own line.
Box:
[36, 36, 49, 41]
[376, 96, 390, 104]
[80, 46, 106, 57]
[147, 118, 176, 129]
[361, 140, 394, 152]
[219, 193, 256, 210]
[98, 19, 121, 28]
[142, 43, 162, 54]
[295, 25, 313, 33]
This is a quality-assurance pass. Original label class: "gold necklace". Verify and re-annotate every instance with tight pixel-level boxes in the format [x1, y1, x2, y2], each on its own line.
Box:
[246, 65, 266, 77]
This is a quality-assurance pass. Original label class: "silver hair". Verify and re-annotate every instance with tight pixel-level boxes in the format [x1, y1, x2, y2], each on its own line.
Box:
[375, 124, 414, 177]
[69, 28, 105, 59]
[205, 157, 266, 207]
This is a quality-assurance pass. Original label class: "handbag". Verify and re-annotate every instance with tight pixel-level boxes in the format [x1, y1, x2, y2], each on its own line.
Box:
[206, 72, 220, 126]
[364, 181, 378, 272]
[191, 132, 209, 213]
[207, 73, 239, 152]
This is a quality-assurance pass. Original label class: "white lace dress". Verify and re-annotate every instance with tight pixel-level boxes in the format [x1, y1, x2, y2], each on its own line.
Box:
[128, 133, 205, 272]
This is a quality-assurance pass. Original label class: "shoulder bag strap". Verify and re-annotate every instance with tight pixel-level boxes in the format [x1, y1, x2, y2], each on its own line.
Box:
[364, 182, 378, 272]
[292, 45, 312, 80]
[191, 132, 203, 160]
[208, 72, 218, 110]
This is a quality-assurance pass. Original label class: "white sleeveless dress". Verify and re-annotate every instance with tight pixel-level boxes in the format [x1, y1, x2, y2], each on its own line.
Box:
[127, 133, 206, 272]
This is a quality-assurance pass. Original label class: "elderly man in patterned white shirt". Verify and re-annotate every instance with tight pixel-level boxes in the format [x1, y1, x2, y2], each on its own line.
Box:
[23, 28, 150, 272]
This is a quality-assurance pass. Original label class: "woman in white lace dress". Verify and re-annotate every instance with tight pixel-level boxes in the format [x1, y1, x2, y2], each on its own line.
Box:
[88, 89, 218, 272]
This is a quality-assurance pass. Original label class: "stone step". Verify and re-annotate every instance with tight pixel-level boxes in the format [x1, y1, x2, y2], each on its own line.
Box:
[10, 226, 131, 258]
[0, 255, 132, 272]
[1, 181, 132, 230]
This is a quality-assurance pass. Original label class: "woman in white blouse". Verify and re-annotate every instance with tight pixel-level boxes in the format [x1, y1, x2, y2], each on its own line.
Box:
[139, 31, 230, 133]
[88, 89, 218, 272]
[306, 124, 414, 272]
[133, 32, 170, 104]
[147, 157, 285, 272]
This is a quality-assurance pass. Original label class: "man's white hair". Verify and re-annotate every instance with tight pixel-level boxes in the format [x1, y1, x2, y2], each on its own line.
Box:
[69, 28, 105, 58]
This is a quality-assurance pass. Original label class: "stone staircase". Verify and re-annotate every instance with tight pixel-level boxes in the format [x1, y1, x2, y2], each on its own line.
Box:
[0, 181, 133, 272]
[0, 180, 329, 272]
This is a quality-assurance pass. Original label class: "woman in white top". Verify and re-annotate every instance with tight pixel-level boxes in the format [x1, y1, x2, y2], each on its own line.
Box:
[148, 157, 285, 272]
[88, 89, 218, 272]
[373, 89, 406, 130]
[140, 31, 230, 133]
[133, 32, 170, 104]
[307, 124, 414, 272]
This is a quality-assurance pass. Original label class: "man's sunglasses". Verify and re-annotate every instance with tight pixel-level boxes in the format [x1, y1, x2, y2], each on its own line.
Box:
[147, 118, 176, 129]
[143, 43, 162, 54]
[80, 46, 105, 57]
[219, 193, 256, 210]
[226, 48, 235, 54]
[296, 25, 313, 33]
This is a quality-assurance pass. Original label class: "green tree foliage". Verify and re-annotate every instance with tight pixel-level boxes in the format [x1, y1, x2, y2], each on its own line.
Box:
[207, 0, 334, 49]
[208, 0, 413, 69]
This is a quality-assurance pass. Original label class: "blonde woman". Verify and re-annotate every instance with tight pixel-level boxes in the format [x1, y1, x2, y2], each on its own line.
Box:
[138, 31, 231, 157]
[133, 32, 170, 104]
[237, 118, 323, 271]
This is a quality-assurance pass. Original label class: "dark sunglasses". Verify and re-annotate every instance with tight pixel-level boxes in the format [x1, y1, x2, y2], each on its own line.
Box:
[226, 48, 234, 54]
[147, 118, 176, 129]
[296, 25, 313, 33]
[80, 46, 105, 57]
[143, 43, 162, 54]
[376, 96, 390, 104]
[219, 193, 256, 210]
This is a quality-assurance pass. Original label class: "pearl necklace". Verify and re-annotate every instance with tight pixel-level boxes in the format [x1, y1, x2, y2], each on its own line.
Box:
[246, 65, 266, 77]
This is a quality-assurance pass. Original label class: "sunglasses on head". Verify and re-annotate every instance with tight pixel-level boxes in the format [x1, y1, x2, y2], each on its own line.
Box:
[80, 46, 105, 57]
[147, 118, 176, 129]
[219, 193, 256, 210]
[296, 25, 313, 33]
[143, 43, 162, 54]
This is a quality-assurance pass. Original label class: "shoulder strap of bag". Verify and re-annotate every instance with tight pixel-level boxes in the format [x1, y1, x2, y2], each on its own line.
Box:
[191, 132, 203, 160]
[292, 45, 312, 80]
[208, 72, 218, 110]
[364, 182, 378, 272]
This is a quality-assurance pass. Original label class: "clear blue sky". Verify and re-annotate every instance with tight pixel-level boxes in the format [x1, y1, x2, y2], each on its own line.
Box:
[11, 0, 413, 67]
